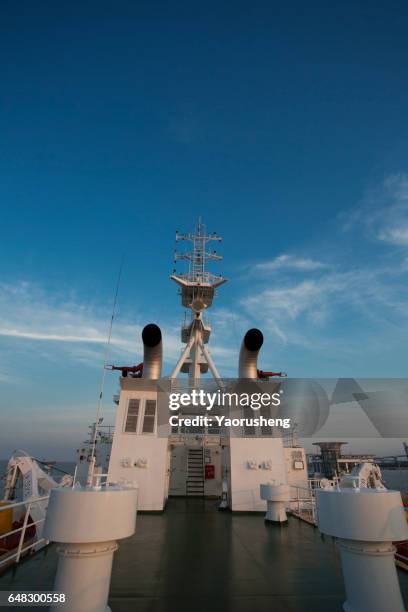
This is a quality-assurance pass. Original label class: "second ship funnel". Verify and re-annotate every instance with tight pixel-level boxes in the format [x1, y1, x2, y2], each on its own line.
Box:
[142, 323, 162, 379]
[238, 328, 264, 379]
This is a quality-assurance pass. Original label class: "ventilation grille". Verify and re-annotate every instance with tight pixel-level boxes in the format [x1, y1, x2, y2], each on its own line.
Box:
[142, 400, 156, 434]
[125, 399, 140, 433]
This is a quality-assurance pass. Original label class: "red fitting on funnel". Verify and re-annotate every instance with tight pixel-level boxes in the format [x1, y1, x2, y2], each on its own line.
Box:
[105, 363, 144, 378]
[257, 370, 287, 379]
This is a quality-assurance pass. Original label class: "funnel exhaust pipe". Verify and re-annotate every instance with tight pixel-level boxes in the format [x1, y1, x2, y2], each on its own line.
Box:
[239, 328, 263, 379]
[142, 324, 162, 379]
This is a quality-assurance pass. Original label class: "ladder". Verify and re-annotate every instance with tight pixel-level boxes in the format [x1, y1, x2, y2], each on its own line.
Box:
[186, 447, 204, 496]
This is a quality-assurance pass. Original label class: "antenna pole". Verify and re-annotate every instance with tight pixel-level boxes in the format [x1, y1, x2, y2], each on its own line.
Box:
[86, 255, 125, 487]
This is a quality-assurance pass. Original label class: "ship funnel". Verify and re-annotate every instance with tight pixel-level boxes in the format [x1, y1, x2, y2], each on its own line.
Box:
[239, 328, 263, 378]
[142, 324, 162, 379]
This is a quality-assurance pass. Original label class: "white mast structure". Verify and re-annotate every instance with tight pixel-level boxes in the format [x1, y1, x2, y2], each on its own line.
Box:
[170, 221, 226, 384]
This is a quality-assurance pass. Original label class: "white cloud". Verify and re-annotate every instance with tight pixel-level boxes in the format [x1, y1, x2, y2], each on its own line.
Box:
[378, 226, 408, 246]
[0, 282, 155, 366]
[241, 263, 408, 347]
[244, 280, 318, 320]
[255, 254, 328, 272]
[0, 282, 136, 353]
[344, 173, 408, 247]
[0, 281, 238, 379]
[0, 328, 108, 343]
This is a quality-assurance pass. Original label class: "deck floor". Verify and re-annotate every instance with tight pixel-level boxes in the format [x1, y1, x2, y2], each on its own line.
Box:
[1, 497, 408, 611]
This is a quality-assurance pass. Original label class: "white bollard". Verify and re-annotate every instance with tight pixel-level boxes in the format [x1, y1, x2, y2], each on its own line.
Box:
[316, 487, 408, 612]
[43, 485, 138, 612]
[260, 482, 290, 522]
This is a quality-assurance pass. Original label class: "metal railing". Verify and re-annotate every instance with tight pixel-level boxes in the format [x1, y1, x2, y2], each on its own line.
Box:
[0, 496, 49, 568]
[288, 478, 328, 525]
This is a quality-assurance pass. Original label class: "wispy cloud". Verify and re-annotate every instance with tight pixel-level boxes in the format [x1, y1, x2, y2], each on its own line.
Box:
[378, 225, 408, 246]
[0, 281, 135, 353]
[255, 254, 328, 272]
[241, 260, 408, 349]
[0, 281, 237, 378]
[240, 172, 408, 350]
[0, 329, 108, 343]
[343, 173, 408, 247]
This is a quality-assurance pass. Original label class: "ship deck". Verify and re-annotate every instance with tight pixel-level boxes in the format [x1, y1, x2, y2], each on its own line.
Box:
[1, 497, 408, 611]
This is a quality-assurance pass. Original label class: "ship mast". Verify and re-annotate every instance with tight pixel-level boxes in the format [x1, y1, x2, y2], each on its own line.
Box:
[170, 220, 226, 383]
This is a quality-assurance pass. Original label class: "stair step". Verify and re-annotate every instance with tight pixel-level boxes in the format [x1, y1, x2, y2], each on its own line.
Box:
[186, 449, 204, 496]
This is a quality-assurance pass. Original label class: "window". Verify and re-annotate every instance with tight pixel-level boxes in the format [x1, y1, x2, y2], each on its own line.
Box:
[125, 399, 140, 433]
[142, 400, 156, 434]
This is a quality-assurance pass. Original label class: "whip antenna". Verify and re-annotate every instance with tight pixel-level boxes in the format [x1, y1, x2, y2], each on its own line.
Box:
[86, 254, 125, 487]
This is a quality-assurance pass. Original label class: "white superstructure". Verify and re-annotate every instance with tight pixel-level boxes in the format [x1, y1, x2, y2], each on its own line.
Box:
[105, 221, 308, 512]
[107, 328, 169, 511]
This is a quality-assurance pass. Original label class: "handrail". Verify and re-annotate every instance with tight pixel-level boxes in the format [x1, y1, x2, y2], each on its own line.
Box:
[0, 495, 50, 568]
[0, 495, 49, 511]
[1, 516, 44, 540]
[287, 479, 322, 525]
[0, 538, 46, 568]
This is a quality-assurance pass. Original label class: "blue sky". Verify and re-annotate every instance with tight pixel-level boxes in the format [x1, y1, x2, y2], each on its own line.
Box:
[1, 1, 408, 458]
